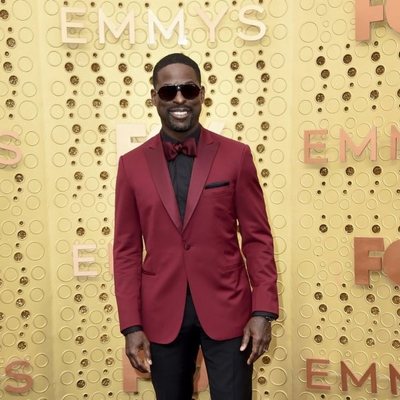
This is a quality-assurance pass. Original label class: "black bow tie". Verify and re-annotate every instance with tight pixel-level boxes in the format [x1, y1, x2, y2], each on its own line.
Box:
[163, 137, 197, 161]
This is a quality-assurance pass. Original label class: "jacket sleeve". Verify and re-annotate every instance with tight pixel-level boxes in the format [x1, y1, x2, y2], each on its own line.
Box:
[113, 156, 143, 331]
[235, 145, 279, 316]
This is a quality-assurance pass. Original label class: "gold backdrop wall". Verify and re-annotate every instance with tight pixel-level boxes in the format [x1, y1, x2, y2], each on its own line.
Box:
[0, 0, 399, 399]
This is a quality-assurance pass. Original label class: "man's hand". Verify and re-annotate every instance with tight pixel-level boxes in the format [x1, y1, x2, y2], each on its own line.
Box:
[125, 331, 152, 373]
[240, 316, 272, 365]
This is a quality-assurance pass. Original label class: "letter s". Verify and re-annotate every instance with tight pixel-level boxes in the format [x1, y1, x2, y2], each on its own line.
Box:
[5, 360, 33, 394]
[0, 131, 23, 165]
[237, 5, 267, 41]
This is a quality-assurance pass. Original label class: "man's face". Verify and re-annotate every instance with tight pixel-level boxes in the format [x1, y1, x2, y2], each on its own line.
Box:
[151, 63, 205, 139]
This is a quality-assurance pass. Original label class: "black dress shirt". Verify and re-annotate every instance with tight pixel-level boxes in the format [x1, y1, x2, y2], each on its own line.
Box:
[163, 129, 199, 220]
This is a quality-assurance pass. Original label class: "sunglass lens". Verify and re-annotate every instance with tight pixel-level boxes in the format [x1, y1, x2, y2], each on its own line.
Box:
[180, 84, 200, 99]
[157, 86, 178, 101]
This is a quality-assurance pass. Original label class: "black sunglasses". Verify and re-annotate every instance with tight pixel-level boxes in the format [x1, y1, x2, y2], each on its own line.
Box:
[156, 84, 201, 101]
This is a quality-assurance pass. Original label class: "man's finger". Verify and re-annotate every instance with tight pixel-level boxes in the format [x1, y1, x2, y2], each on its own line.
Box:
[240, 330, 250, 351]
[134, 357, 150, 373]
[144, 343, 152, 370]
[247, 337, 260, 364]
[247, 334, 270, 364]
[247, 349, 258, 365]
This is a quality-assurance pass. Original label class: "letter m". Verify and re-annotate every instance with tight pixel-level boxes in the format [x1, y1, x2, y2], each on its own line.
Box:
[341, 362, 377, 393]
[99, 9, 135, 43]
[147, 9, 187, 45]
[340, 128, 377, 162]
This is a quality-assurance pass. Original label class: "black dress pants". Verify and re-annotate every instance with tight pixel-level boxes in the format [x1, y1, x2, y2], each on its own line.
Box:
[150, 292, 253, 400]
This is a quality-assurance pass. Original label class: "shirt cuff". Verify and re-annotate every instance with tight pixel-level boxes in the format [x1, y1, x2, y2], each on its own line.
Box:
[121, 325, 143, 336]
[252, 311, 278, 321]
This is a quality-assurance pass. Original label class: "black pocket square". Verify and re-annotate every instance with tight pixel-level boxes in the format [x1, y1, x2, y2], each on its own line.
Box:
[204, 181, 230, 189]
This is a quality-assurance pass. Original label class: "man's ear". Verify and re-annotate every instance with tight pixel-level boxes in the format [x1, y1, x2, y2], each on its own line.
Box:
[200, 86, 205, 103]
[151, 88, 157, 106]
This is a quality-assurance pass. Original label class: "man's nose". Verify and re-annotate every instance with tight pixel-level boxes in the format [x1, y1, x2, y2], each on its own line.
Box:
[173, 89, 186, 103]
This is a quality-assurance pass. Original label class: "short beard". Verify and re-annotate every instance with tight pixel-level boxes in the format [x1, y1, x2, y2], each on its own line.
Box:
[166, 114, 194, 132]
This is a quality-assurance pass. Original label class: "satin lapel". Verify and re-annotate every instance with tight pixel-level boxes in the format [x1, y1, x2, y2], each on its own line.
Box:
[144, 136, 182, 232]
[183, 130, 219, 231]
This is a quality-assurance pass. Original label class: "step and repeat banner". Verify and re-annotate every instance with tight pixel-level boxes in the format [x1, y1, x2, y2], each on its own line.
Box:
[0, 1, 399, 399]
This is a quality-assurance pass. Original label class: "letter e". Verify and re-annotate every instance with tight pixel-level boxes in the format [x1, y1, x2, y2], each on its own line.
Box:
[304, 130, 328, 164]
[306, 359, 331, 390]
[72, 244, 98, 277]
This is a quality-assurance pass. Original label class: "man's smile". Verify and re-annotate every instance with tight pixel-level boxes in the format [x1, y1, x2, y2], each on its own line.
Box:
[169, 108, 191, 120]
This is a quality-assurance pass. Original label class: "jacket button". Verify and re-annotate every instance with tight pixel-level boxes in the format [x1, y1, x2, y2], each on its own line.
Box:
[184, 243, 191, 250]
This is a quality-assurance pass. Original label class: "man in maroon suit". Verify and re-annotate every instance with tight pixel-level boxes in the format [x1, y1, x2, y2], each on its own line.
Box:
[113, 53, 279, 400]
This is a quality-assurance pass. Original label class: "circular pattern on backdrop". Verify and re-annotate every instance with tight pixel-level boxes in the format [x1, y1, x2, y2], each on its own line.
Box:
[12, 0, 32, 20]
[18, 101, 38, 120]
[299, 22, 318, 43]
[18, 27, 34, 43]
[22, 82, 37, 97]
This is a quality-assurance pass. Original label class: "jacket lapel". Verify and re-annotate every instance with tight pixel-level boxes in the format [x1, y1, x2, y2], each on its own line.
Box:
[183, 128, 219, 231]
[144, 135, 182, 232]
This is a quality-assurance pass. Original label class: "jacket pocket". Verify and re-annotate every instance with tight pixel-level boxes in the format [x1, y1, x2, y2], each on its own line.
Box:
[204, 180, 230, 189]
[202, 184, 233, 198]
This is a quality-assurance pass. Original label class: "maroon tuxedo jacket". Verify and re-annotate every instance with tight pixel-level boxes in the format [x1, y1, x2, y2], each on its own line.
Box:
[113, 126, 279, 344]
